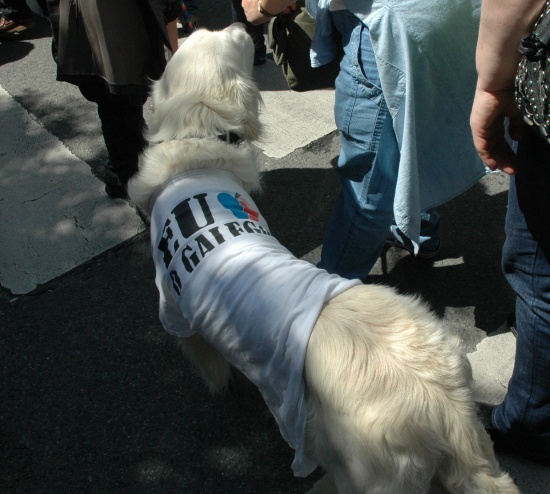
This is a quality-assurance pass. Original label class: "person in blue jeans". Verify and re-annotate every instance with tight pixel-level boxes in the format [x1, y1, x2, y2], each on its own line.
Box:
[471, 0, 550, 465]
[315, 9, 441, 279]
[494, 129, 550, 465]
[243, 0, 486, 280]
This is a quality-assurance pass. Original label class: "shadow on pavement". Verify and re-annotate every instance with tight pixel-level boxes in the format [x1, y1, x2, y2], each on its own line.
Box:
[0, 166, 517, 493]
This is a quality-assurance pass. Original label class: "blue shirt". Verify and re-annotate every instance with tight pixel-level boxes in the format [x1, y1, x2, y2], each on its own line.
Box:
[308, 0, 487, 249]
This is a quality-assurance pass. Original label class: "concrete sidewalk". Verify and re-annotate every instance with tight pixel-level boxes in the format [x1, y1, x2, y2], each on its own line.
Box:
[0, 34, 336, 295]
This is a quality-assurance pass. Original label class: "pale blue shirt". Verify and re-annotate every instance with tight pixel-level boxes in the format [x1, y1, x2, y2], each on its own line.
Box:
[307, 0, 487, 250]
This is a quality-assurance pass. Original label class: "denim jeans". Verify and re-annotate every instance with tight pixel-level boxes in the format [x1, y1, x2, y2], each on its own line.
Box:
[318, 10, 439, 280]
[493, 127, 550, 463]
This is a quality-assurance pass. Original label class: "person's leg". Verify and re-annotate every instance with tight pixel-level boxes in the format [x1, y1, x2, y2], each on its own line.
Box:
[78, 79, 147, 198]
[184, 0, 199, 21]
[318, 10, 399, 280]
[230, 0, 266, 65]
[100, 93, 146, 182]
[418, 209, 441, 252]
[491, 127, 550, 465]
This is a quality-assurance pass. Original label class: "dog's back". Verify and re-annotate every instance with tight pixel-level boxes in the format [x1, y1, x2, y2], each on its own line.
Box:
[304, 284, 519, 494]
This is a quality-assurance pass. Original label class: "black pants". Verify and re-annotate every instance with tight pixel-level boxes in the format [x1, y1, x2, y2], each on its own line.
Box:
[78, 79, 147, 184]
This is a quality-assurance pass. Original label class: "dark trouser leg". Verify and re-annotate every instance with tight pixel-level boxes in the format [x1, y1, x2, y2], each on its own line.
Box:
[493, 127, 550, 465]
[78, 79, 146, 196]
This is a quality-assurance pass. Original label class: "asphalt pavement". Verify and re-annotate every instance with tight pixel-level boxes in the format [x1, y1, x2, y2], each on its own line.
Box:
[1, 2, 548, 493]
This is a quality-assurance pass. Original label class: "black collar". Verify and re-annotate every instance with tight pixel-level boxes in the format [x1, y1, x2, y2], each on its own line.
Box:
[217, 132, 243, 145]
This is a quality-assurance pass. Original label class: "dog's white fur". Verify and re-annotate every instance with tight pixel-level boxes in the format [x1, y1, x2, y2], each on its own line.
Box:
[128, 24, 518, 494]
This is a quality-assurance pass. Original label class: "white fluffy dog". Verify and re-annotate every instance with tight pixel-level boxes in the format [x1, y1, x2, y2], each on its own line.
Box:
[128, 24, 518, 494]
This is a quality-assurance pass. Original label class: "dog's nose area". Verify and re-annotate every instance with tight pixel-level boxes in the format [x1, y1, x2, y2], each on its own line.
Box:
[222, 22, 255, 69]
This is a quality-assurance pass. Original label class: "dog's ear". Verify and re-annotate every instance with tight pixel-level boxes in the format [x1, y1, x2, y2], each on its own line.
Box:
[228, 76, 263, 141]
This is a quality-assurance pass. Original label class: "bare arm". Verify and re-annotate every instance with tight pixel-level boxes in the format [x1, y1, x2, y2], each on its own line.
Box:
[167, 18, 179, 53]
[470, 0, 546, 173]
[476, 0, 544, 90]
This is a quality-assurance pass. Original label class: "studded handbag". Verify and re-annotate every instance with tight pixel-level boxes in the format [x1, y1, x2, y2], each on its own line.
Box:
[515, 1, 550, 145]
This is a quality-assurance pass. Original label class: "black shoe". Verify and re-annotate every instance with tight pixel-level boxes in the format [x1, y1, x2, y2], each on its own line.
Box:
[105, 182, 128, 200]
[254, 52, 267, 66]
[477, 402, 550, 466]
[103, 163, 128, 199]
[385, 226, 441, 259]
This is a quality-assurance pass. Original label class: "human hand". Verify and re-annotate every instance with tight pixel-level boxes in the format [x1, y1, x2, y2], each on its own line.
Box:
[282, 2, 298, 15]
[470, 86, 524, 175]
[241, 0, 296, 25]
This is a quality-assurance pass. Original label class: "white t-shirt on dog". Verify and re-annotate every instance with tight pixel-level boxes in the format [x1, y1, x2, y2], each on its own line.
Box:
[149, 169, 361, 477]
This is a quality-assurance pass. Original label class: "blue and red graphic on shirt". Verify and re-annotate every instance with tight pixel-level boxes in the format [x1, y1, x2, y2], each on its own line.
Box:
[217, 192, 259, 222]
[157, 188, 271, 290]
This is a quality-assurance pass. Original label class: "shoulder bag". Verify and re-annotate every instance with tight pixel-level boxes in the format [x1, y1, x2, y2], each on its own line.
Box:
[268, 1, 341, 92]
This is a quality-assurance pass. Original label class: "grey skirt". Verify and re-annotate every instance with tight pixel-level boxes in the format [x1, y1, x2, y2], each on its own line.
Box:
[55, 0, 170, 94]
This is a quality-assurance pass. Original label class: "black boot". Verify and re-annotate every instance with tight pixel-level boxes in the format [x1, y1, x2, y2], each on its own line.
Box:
[103, 162, 129, 199]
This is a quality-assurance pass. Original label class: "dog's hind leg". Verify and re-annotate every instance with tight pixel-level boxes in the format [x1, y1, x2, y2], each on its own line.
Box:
[178, 334, 232, 395]
[435, 400, 519, 494]
[304, 397, 436, 494]
[304, 320, 438, 493]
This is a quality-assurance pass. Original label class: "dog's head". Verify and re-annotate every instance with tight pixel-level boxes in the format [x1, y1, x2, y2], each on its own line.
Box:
[147, 23, 262, 144]
[128, 24, 263, 215]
